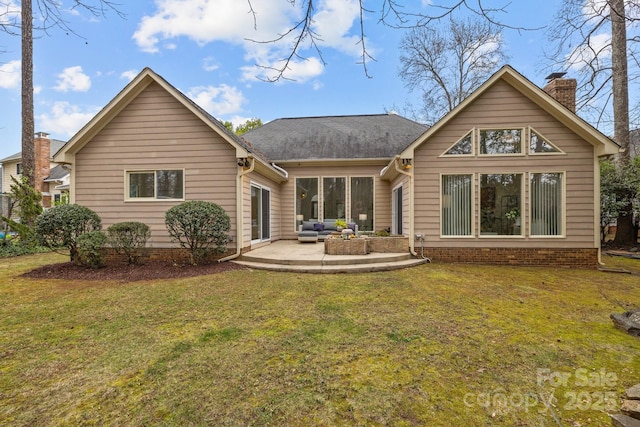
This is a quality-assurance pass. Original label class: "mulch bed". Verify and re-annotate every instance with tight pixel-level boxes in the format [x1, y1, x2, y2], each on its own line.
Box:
[22, 260, 247, 282]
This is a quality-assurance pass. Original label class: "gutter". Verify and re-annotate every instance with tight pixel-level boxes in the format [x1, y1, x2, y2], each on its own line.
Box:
[393, 156, 418, 257]
[218, 156, 255, 262]
[270, 162, 288, 178]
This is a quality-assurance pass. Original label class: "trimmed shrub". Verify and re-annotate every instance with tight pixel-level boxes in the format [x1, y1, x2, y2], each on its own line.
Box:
[34, 204, 102, 262]
[107, 221, 151, 265]
[165, 201, 230, 265]
[77, 231, 107, 268]
[0, 239, 49, 258]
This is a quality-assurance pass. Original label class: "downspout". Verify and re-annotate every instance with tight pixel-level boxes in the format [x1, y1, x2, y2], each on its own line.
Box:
[218, 156, 255, 262]
[394, 156, 418, 257]
[594, 151, 604, 265]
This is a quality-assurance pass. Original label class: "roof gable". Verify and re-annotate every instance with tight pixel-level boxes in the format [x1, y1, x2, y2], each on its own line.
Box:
[243, 114, 428, 162]
[400, 65, 620, 158]
[54, 68, 266, 166]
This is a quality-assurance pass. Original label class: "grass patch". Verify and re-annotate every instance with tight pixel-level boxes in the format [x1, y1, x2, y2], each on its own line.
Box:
[1, 253, 640, 425]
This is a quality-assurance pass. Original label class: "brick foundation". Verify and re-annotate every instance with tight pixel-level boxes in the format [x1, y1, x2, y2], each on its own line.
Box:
[423, 247, 599, 269]
[101, 246, 245, 265]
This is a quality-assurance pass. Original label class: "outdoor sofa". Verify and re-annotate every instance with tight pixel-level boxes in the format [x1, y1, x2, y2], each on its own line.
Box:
[298, 219, 358, 243]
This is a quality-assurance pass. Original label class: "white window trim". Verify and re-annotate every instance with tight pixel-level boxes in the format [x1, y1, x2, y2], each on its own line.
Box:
[440, 173, 475, 238]
[124, 169, 186, 202]
[477, 127, 526, 157]
[478, 172, 525, 238]
[528, 171, 567, 238]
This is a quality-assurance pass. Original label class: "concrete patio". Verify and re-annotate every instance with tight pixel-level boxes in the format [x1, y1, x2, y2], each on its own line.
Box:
[232, 240, 430, 273]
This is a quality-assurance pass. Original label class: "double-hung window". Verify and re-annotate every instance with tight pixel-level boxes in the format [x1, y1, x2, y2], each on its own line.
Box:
[127, 170, 184, 200]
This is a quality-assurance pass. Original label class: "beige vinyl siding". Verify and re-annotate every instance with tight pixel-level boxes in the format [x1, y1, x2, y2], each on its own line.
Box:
[74, 82, 238, 248]
[1, 160, 19, 193]
[278, 163, 389, 240]
[414, 79, 597, 248]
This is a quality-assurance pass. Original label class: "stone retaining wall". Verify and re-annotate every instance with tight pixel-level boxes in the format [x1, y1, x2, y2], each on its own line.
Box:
[366, 237, 409, 253]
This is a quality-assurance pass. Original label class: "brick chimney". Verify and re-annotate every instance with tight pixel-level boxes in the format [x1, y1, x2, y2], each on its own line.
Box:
[543, 72, 577, 112]
[34, 132, 51, 206]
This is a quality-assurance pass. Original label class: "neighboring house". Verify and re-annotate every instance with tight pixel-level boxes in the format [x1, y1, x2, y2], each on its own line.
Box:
[0, 133, 69, 210]
[54, 65, 619, 267]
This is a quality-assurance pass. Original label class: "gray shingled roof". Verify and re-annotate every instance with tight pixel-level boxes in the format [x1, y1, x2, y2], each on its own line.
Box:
[0, 139, 67, 163]
[44, 164, 70, 181]
[242, 114, 428, 162]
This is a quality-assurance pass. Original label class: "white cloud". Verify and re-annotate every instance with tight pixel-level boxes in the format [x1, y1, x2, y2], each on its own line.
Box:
[582, 0, 609, 17]
[311, 0, 364, 57]
[54, 66, 91, 92]
[241, 56, 325, 83]
[34, 85, 42, 95]
[120, 69, 139, 81]
[133, 0, 292, 53]
[203, 57, 219, 72]
[133, 0, 369, 82]
[229, 115, 252, 128]
[566, 32, 611, 71]
[0, 60, 21, 89]
[0, 1, 20, 27]
[37, 102, 100, 137]
[186, 84, 246, 116]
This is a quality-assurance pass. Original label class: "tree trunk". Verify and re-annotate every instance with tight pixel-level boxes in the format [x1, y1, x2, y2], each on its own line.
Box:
[609, 0, 635, 245]
[21, 0, 35, 189]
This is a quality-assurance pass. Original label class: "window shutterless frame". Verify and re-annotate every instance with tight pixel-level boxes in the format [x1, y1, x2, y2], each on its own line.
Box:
[124, 169, 185, 202]
[478, 127, 525, 156]
[529, 171, 566, 238]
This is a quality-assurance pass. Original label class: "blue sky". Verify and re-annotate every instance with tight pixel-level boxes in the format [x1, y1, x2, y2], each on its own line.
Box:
[0, 1, 569, 160]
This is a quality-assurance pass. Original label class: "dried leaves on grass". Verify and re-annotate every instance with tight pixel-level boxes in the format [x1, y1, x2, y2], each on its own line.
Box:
[3, 253, 640, 426]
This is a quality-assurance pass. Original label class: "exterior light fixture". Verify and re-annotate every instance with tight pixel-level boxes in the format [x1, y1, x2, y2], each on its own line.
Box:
[401, 158, 412, 169]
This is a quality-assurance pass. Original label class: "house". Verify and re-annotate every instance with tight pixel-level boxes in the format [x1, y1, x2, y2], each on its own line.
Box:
[53, 65, 619, 267]
[0, 133, 69, 214]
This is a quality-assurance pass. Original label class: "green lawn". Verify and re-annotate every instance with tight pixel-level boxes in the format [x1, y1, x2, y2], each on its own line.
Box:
[1, 253, 640, 426]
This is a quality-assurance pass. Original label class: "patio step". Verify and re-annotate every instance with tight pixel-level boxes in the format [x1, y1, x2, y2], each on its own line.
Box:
[239, 251, 413, 266]
[232, 257, 430, 274]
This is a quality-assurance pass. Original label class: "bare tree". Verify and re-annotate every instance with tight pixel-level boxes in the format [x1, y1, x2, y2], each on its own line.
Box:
[246, 0, 534, 82]
[548, 0, 639, 244]
[398, 17, 507, 125]
[1, 1, 123, 188]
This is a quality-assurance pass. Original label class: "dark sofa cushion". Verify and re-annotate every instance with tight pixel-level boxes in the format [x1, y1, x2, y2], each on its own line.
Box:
[313, 222, 324, 231]
[323, 221, 337, 231]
